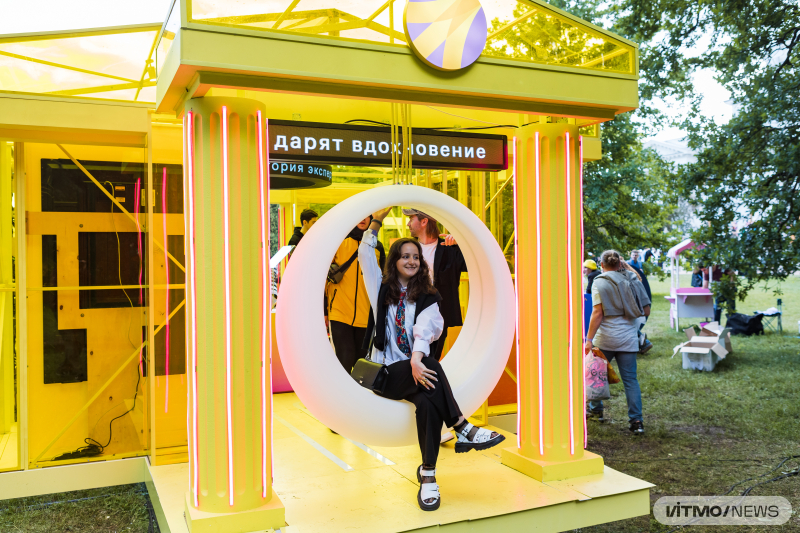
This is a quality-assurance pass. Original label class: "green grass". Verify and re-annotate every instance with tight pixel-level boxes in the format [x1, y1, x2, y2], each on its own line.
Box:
[576, 273, 800, 532]
[4, 275, 798, 533]
[0, 483, 156, 532]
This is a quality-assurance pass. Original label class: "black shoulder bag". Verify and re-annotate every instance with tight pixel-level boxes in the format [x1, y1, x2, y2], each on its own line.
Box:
[350, 329, 388, 394]
[327, 250, 358, 284]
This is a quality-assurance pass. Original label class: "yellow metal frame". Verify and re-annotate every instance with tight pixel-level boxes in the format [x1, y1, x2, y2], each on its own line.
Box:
[57, 144, 185, 273]
[185, 0, 636, 76]
[0, 141, 17, 473]
[0, 24, 162, 103]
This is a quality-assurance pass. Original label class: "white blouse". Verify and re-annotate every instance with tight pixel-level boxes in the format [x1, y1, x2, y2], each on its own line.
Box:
[359, 230, 444, 365]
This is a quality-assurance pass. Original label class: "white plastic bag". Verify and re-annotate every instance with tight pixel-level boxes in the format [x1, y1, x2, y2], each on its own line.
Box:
[584, 353, 610, 400]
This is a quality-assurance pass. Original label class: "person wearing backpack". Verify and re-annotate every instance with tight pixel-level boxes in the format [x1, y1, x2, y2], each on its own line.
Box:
[584, 250, 650, 435]
[326, 216, 385, 373]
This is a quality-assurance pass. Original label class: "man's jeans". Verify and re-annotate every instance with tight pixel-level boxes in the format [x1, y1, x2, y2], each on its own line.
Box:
[714, 295, 735, 323]
[588, 350, 643, 422]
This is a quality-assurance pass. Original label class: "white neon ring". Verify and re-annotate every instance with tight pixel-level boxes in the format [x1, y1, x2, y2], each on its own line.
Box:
[276, 185, 515, 446]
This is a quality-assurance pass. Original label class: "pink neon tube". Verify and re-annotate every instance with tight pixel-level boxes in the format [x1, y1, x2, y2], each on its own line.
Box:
[266, 118, 275, 486]
[535, 132, 544, 456]
[135, 178, 142, 306]
[221, 106, 235, 507]
[163, 167, 170, 413]
[134, 178, 143, 374]
[565, 133, 575, 455]
[511, 138, 521, 449]
[257, 110, 268, 498]
[182, 116, 189, 445]
[187, 112, 200, 508]
[579, 135, 587, 449]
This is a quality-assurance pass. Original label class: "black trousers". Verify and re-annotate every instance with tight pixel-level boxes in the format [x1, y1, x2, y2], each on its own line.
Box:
[377, 357, 462, 466]
[330, 321, 368, 373]
[431, 327, 448, 361]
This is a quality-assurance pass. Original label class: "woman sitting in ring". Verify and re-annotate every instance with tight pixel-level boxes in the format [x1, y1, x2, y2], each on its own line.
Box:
[358, 207, 505, 511]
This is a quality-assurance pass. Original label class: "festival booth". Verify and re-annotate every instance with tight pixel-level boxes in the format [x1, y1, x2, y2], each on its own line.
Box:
[0, 0, 654, 531]
[665, 238, 714, 331]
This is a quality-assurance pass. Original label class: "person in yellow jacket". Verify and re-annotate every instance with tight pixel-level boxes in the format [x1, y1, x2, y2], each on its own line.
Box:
[326, 215, 385, 372]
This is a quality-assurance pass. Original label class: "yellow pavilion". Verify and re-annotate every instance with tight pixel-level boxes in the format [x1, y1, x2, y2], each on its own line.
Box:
[0, 0, 651, 531]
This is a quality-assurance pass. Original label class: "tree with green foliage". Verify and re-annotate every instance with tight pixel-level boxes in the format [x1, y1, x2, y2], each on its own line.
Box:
[582, 113, 682, 263]
[485, 1, 683, 268]
[607, 0, 800, 303]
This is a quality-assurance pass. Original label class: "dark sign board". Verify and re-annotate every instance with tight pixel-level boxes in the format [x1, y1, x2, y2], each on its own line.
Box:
[269, 162, 332, 189]
[268, 120, 507, 171]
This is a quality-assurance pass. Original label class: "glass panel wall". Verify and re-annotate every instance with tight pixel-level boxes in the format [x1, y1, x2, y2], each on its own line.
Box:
[0, 140, 19, 472]
[156, 0, 181, 77]
[151, 121, 188, 465]
[483, 0, 635, 74]
[25, 142, 150, 467]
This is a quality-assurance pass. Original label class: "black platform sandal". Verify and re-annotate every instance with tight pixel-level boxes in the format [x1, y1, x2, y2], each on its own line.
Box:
[454, 422, 505, 453]
[416, 464, 441, 511]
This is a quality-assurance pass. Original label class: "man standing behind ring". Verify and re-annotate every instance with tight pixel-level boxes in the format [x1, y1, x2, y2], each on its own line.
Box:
[403, 208, 467, 361]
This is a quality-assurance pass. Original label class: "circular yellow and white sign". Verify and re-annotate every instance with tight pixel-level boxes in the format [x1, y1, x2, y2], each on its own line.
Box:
[404, 0, 488, 71]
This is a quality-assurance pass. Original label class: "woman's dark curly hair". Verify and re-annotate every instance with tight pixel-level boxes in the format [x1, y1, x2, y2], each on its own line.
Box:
[382, 238, 436, 305]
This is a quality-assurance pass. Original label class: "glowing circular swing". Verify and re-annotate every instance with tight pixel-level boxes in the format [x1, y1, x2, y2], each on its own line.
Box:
[276, 185, 515, 446]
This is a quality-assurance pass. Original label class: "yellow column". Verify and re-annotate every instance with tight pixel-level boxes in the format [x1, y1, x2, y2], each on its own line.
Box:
[183, 97, 284, 532]
[0, 142, 12, 433]
[501, 123, 604, 481]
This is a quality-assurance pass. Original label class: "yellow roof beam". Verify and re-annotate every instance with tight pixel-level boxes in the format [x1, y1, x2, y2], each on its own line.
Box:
[365, 21, 406, 42]
[366, 0, 395, 22]
[581, 47, 630, 67]
[46, 81, 156, 97]
[0, 49, 138, 83]
[299, 20, 380, 35]
[272, 0, 303, 29]
[0, 23, 160, 44]
[133, 28, 163, 101]
[487, 7, 539, 41]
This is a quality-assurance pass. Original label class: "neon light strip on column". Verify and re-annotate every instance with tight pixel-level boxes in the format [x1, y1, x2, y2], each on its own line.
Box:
[221, 106, 235, 507]
[580, 135, 587, 449]
[266, 118, 275, 486]
[182, 118, 189, 455]
[511, 137, 521, 449]
[163, 167, 170, 413]
[535, 132, 544, 456]
[257, 110, 268, 498]
[186, 112, 200, 508]
[565, 133, 575, 455]
[135, 178, 142, 306]
[134, 177, 142, 374]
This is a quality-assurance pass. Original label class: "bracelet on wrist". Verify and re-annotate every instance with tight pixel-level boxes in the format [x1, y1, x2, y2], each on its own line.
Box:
[371, 219, 382, 228]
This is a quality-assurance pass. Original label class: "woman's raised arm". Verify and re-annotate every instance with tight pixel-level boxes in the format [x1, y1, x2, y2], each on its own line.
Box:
[359, 229, 382, 318]
[358, 208, 392, 320]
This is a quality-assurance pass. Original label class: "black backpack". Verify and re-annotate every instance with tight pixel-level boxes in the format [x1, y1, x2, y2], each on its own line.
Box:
[726, 313, 764, 336]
